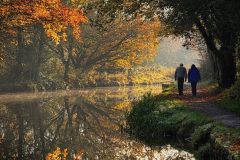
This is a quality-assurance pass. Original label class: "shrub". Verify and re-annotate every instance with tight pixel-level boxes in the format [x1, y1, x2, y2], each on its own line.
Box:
[191, 123, 214, 149]
[197, 143, 212, 160]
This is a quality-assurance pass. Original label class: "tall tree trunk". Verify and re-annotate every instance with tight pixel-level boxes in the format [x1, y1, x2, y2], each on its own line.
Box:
[217, 47, 236, 88]
[16, 27, 24, 82]
[57, 43, 71, 85]
[195, 18, 237, 88]
[237, 37, 240, 80]
[217, 31, 237, 88]
[207, 48, 219, 80]
[64, 55, 71, 83]
[33, 26, 44, 82]
[64, 28, 74, 85]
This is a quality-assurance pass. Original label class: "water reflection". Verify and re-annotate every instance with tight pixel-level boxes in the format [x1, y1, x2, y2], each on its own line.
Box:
[0, 85, 195, 159]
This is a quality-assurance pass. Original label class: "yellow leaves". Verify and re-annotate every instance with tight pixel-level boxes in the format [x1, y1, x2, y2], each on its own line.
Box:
[62, 33, 67, 42]
[43, 23, 67, 43]
[96, 18, 161, 69]
[0, 53, 4, 67]
[115, 59, 131, 68]
[46, 147, 68, 160]
[114, 102, 130, 110]
[119, 20, 160, 66]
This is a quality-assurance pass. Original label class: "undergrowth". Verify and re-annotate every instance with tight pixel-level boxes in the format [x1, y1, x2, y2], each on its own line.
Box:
[126, 92, 240, 159]
[218, 80, 240, 116]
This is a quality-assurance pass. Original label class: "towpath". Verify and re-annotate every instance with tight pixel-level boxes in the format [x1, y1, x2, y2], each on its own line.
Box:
[170, 85, 240, 128]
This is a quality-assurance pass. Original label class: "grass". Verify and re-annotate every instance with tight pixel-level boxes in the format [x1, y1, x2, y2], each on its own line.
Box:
[217, 80, 240, 116]
[218, 98, 240, 116]
[127, 93, 211, 143]
[82, 65, 174, 87]
[126, 91, 240, 159]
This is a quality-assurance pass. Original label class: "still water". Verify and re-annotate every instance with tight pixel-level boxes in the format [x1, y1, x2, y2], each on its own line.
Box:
[0, 85, 195, 160]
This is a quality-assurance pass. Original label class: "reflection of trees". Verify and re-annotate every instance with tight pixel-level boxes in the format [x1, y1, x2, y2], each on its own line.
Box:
[0, 86, 165, 159]
[17, 107, 24, 160]
[0, 101, 47, 159]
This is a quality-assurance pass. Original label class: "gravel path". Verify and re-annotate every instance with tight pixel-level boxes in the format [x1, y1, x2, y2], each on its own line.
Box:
[171, 85, 240, 128]
[188, 102, 240, 128]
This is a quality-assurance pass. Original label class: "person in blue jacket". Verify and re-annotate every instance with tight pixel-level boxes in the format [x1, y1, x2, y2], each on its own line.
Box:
[188, 64, 201, 96]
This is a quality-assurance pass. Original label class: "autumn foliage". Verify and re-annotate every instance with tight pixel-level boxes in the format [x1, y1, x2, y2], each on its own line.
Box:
[0, 0, 87, 43]
[0, 0, 163, 89]
[46, 147, 68, 160]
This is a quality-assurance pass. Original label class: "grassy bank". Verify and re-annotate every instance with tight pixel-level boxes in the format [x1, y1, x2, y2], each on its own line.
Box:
[81, 65, 174, 87]
[126, 93, 240, 159]
[218, 98, 240, 116]
[0, 65, 174, 93]
[217, 81, 240, 116]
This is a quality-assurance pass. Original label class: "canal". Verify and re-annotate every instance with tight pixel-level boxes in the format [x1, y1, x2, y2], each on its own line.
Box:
[0, 85, 194, 159]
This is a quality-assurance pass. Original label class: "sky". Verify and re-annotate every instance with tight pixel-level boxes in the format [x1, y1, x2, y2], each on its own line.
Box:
[155, 37, 202, 68]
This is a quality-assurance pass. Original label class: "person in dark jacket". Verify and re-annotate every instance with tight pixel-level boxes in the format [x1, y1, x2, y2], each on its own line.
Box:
[188, 64, 201, 96]
[175, 63, 187, 95]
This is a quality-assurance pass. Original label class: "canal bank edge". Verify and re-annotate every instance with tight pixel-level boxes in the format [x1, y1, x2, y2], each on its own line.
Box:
[126, 87, 240, 159]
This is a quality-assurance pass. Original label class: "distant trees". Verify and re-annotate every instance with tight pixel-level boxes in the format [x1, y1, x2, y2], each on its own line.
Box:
[94, 0, 240, 88]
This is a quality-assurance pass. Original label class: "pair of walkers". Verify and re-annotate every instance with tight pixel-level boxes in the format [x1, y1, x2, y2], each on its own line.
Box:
[175, 63, 201, 96]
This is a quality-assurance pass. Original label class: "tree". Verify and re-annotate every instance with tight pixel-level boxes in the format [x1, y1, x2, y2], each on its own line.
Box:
[72, 18, 161, 71]
[94, 0, 240, 88]
[0, 0, 161, 89]
[0, 0, 87, 82]
[46, 13, 161, 85]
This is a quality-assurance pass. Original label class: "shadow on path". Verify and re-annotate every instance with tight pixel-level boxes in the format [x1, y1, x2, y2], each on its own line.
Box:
[169, 85, 240, 128]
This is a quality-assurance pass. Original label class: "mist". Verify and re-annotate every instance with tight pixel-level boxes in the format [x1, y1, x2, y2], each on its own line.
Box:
[155, 37, 201, 68]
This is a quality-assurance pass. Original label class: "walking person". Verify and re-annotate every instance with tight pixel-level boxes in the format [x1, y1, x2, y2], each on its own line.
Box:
[175, 63, 187, 95]
[188, 64, 201, 97]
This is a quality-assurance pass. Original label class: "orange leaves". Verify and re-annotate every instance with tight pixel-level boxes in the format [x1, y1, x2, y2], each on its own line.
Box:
[61, 8, 87, 40]
[0, 0, 87, 43]
[33, 4, 50, 19]
[0, 5, 10, 16]
[42, 0, 62, 6]
[230, 139, 240, 152]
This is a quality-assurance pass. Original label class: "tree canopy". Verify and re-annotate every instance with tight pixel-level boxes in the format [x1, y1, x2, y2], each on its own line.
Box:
[0, 0, 87, 43]
[94, 0, 240, 88]
[0, 0, 164, 89]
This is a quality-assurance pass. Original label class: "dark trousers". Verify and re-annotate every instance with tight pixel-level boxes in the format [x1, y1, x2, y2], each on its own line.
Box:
[177, 78, 184, 95]
[191, 82, 197, 96]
